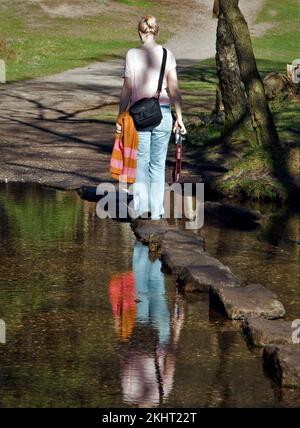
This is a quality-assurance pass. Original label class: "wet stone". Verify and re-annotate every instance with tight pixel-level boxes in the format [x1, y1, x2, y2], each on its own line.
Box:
[148, 233, 163, 253]
[161, 249, 202, 275]
[160, 230, 205, 275]
[210, 283, 286, 320]
[263, 345, 300, 387]
[131, 218, 175, 245]
[178, 259, 240, 292]
[243, 318, 295, 347]
[161, 229, 205, 253]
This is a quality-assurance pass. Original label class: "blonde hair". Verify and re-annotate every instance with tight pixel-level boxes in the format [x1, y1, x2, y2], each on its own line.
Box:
[138, 15, 159, 36]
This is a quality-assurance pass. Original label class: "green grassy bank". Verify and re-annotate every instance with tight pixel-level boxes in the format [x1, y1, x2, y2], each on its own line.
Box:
[180, 0, 300, 203]
[0, 0, 173, 81]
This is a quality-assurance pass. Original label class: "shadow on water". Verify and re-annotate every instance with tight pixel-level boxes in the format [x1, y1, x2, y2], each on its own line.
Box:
[0, 183, 299, 407]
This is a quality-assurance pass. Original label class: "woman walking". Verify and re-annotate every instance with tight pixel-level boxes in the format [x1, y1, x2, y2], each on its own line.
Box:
[118, 15, 186, 220]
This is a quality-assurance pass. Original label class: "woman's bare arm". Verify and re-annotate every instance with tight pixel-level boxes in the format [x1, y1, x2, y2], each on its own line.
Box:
[116, 78, 132, 132]
[167, 68, 187, 134]
[119, 77, 132, 114]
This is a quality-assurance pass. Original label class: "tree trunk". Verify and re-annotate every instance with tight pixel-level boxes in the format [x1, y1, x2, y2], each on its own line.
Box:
[219, 0, 298, 197]
[211, 84, 225, 125]
[215, 10, 248, 131]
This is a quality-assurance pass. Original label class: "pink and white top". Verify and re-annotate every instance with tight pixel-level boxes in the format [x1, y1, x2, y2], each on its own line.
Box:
[123, 45, 177, 106]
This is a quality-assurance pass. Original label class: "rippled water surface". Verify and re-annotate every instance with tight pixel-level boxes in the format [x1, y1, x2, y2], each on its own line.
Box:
[0, 183, 299, 407]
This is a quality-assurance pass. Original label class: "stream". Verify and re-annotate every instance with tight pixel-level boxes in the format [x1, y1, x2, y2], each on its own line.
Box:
[0, 183, 299, 407]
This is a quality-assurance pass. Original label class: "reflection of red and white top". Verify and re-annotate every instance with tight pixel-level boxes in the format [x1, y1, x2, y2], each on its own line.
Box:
[109, 272, 136, 341]
[123, 45, 176, 106]
[122, 351, 175, 407]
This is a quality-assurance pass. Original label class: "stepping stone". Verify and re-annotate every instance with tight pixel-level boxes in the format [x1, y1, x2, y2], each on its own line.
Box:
[131, 218, 175, 245]
[161, 249, 203, 275]
[178, 259, 240, 292]
[263, 344, 300, 387]
[160, 230, 205, 274]
[210, 283, 286, 320]
[161, 229, 205, 252]
[243, 318, 295, 347]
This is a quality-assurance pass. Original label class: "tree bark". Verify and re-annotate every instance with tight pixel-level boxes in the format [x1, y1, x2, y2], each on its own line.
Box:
[215, 10, 248, 131]
[211, 84, 225, 125]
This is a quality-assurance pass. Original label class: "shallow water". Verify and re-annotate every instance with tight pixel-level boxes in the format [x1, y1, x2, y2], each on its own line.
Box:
[0, 183, 299, 408]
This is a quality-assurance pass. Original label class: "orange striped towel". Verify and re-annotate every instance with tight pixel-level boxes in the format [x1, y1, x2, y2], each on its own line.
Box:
[110, 111, 139, 184]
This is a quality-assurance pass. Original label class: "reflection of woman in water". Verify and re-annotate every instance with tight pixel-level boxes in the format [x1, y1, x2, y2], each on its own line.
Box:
[109, 241, 184, 407]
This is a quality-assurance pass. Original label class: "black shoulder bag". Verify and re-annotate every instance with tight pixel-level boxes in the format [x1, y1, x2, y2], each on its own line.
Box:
[129, 47, 167, 131]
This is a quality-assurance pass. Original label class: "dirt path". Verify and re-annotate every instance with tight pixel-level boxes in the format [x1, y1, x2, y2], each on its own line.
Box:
[0, 1, 267, 190]
[166, 0, 271, 62]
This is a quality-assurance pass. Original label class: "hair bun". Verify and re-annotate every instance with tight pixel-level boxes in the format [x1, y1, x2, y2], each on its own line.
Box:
[145, 15, 156, 29]
[138, 15, 159, 35]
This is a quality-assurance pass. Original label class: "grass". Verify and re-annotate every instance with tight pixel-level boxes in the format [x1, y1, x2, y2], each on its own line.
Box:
[177, 58, 222, 144]
[180, 62, 300, 201]
[214, 145, 289, 201]
[0, 0, 170, 81]
[8, 35, 137, 82]
[253, 0, 300, 66]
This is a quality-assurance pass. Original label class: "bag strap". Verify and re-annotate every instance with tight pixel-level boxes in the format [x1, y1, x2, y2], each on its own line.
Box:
[156, 47, 167, 97]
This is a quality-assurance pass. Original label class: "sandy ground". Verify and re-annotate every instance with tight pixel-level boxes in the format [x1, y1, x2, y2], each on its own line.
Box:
[0, 1, 267, 190]
[166, 0, 272, 62]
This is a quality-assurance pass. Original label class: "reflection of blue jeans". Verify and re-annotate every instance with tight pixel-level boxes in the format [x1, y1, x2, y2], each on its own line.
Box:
[133, 106, 173, 220]
[133, 241, 170, 346]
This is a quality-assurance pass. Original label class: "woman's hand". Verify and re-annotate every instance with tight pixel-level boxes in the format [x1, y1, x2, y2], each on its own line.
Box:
[116, 123, 122, 134]
[173, 118, 187, 135]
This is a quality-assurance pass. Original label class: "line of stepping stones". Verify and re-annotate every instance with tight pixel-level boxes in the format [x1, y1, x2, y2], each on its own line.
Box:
[131, 218, 300, 389]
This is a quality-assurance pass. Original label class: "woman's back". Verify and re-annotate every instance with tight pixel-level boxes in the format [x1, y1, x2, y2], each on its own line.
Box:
[124, 45, 176, 106]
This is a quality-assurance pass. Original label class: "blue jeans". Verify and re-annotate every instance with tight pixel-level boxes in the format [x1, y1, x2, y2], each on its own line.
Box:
[133, 106, 173, 220]
[133, 241, 170, 346]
